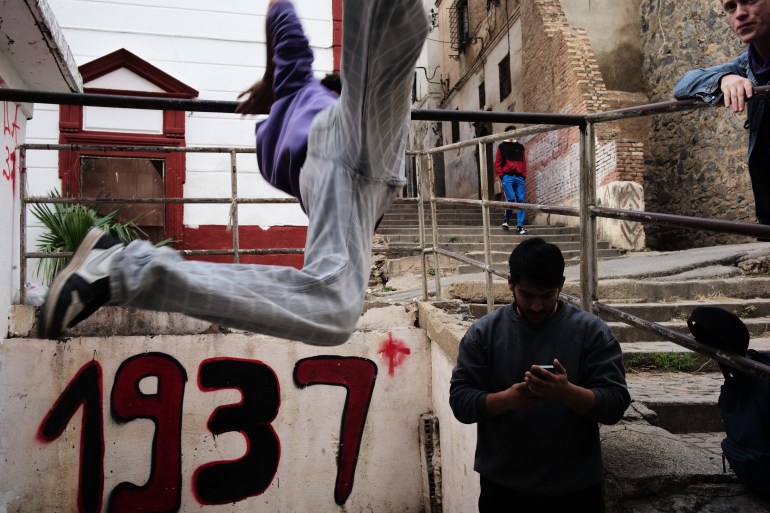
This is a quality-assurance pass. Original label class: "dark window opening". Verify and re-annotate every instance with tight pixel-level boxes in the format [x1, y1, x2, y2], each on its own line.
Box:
[451, 111, 460, 143]
[449, 0, 470, 53]
[479, 82, 486, 109]
[499, 53, 511, 101]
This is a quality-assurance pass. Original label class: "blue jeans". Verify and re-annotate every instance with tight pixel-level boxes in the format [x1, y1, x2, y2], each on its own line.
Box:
[501, 174, 526, 227]
[109, 0, 429, 346]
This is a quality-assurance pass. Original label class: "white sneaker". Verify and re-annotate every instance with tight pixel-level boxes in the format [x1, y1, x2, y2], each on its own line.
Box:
[501, 222, 510, 230]
[38, 227, 125, 338]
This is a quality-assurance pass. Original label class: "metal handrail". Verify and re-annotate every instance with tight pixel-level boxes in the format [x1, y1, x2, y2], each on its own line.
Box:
[4, 87, 769, 378]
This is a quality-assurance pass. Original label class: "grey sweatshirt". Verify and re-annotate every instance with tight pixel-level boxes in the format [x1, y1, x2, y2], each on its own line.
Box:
[449, 302, 631, 496]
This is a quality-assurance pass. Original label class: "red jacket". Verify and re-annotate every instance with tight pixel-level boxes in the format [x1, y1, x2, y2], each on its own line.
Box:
[494, 140, 527, 179]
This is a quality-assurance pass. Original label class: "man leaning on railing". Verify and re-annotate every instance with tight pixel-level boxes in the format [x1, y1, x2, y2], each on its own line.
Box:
[673, 0, 770, 237]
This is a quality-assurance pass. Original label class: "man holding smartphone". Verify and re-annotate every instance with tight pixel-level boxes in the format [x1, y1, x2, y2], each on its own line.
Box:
[449, 238, 630, 512]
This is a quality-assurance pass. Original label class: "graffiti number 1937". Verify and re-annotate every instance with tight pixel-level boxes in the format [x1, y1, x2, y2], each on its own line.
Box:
[36, 353, 377, 513]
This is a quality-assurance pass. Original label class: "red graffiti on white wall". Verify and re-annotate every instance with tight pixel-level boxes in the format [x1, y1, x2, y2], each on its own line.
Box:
[36, 353, 378, 513]
[378, 332, 411, 376]
[294, 356, 377, 505]
[2, 101, 21, 194]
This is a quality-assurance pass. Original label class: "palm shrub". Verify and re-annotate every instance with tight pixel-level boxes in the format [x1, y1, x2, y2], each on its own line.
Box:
[31, 190, 172, 285]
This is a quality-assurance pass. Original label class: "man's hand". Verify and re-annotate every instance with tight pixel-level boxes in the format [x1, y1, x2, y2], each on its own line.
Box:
[720, 74, 754, 113]
[524, 360, 569, 402]
[525, 359, 596, 415]
[484, 381, 540, 416]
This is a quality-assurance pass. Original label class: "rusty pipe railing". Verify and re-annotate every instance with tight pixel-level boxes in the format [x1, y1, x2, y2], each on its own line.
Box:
[4, 87, 770, 378]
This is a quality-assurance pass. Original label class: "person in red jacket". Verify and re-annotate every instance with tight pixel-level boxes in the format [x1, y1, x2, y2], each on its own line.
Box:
[494, 126, 528, 234]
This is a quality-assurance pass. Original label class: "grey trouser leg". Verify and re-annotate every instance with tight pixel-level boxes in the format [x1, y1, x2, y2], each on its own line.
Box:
[110, 0, 428, 346]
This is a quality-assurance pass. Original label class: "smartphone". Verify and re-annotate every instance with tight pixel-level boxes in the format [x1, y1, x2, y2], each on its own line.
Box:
[538, 364, 556, 373]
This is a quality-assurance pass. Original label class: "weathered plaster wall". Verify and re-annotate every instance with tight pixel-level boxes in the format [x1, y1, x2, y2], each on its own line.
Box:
[641, 0, 754, 249]
[520, 0, 646, 250]
[1, 306, 432, 512]
[560, 0, 643, 92]
[0, 98, 24, 340]
[0, 54, 30, 343]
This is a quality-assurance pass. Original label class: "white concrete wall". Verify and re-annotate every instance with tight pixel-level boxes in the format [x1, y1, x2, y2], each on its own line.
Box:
[0, 52, 32, 340]
[0, 307, 433, 512]
[24, 0, 335, 239]
[431, 342, 480, 513]
[0, 103, 26, 340]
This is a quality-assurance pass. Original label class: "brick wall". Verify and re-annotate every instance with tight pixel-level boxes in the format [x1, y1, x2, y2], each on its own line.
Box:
[519, 0, 644, 213]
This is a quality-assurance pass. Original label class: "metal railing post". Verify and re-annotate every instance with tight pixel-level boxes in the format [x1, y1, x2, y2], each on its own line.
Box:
[19, 147, 27, 306]
[478, 141, 495, 313]
[229, 150, 240, 263]
[427, 154, 442, 300]
[579, 122, 598, 312]
[417, 154, 429, 301]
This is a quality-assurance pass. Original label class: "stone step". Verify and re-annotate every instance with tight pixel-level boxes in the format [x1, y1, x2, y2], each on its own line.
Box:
[562, 277, 770, 303]
[608, 317, 770, 343]
[625, 371, 725, 433]
[598, 298, 770, 323]
[455, 249, 627, 272]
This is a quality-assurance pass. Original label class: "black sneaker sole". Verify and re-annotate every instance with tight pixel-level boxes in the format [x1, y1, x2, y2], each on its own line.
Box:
[38, 228, 109, 339]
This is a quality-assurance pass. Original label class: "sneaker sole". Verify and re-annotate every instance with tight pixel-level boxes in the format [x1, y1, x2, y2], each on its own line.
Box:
[39, 228, 107, 339]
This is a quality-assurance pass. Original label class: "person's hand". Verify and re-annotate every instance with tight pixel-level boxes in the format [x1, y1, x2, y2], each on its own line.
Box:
[504, 382, 541, 410]
[720, 74, 754, 113]
[235, 80, 274, 115]
[485, 381, 540, 415]
[524, 359, 569, 401]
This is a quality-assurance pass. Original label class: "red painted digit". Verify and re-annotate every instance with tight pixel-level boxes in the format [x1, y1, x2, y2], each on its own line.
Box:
[36, 361, 105, 513]
[108, 353, 187, 513]
[293, 357, 377, 505]
[193, 358, 280, 505]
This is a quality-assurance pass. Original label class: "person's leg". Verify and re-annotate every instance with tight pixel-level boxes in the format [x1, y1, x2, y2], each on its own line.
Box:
[120, 0, 428, 345]
[500, 175, 515, 227]
[512, 176, 526, 229]
[40, 0, 428, 346]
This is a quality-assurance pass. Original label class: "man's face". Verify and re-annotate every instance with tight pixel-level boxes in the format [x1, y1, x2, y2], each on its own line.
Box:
[509, 277, 564, 324]
[722, 0, 770, 46]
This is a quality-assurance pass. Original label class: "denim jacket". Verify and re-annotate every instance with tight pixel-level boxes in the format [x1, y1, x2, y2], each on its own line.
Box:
[673, 52, 765, 159]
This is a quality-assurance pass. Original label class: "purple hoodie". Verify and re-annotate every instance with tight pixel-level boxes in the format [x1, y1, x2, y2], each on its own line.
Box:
[255, 1, 338, 210]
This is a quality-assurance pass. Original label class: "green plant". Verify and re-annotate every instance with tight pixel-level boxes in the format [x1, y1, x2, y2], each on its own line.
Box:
[626, 352, 697, 372]
[447, 236, 459, 243]
[740, 305, 759, 318]
[31, 190, 173, 285]
[427, 268, 436, 276]
[382, 286, 396, 292]
[413, 236, 420, 244]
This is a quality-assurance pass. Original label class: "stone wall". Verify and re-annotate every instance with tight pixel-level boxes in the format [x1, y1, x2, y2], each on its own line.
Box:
[640, 0, 755, 249]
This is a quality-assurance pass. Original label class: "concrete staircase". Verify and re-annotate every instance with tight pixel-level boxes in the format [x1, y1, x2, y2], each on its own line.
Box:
[377, 200, 625, 273]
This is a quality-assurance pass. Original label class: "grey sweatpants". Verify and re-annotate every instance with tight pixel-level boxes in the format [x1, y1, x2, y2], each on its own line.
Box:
[110, 0, 429, 346]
